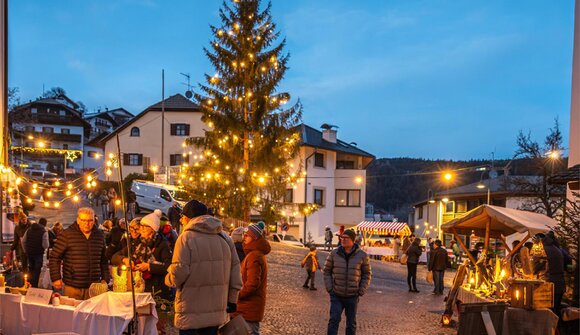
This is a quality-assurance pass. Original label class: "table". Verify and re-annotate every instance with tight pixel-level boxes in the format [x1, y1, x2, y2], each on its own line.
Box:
[457, 286, 495, 304]
[502, 307, 558, 335]
[0, 291, 158, 335]
[363, 247, 396, 257]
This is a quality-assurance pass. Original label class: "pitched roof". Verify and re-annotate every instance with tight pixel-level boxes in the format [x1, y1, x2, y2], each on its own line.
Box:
[297, 123, 374, 158]
[85, 108, 134, 128]
[100, 93, 201, 143]
[85, 131, 110, 148]
[549, 164, 580, 185]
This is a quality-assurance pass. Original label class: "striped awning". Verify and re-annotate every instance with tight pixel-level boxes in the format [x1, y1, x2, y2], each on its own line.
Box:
[356, 221, 412, 236]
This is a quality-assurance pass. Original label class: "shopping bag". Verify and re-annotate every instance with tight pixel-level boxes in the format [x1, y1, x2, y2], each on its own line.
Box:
[400, 254, 408, 265]
[219, 315, 251, 335]
[39, 266, 52, 289]
[426, 270, 433, 284]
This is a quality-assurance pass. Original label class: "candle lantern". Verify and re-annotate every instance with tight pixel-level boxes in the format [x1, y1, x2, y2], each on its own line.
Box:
[509, 279, 553, 310]
[112, 266, 145, 293]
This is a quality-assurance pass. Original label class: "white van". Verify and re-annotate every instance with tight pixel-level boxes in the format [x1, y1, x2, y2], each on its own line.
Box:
[131, 180, 188, 215]
[23, 169, 62, 184]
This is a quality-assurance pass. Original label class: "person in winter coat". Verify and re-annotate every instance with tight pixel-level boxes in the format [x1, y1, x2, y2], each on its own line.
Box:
[405, 237, 422, 293]
[324, 229, 372, 335]
[301, 245, 321, 290]
[165, 200, 242, 335]
[324, 226, 333, 251]
[49, 207, 110, 300]
[106, 219, 126, 261]
[159, 223, 178, 250]
[231, 226, 246, 262]
[233, 221, 271, 335]
[107, 188, 118, 219]
[428, 239, 448, 295]
[167, 201, 182, 234]
[12, 210, 30, 271]
[539, 233, 566, 318]
[22, 217, 49, 288]
[336, 225, 345, 247]
[113, 210, 172, 299]
[126, 189, 137, 221]
[401, 234, 415, 255]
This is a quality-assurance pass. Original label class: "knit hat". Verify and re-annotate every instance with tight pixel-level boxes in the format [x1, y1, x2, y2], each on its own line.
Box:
[141, 209, 162, 232]
[246, 221, 265, 240]
[342, 229, 356, 242]
[231, 226, 245, 243]
[182, 200, 208, 219]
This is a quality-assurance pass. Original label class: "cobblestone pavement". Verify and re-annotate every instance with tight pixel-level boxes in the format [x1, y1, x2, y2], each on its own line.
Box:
[261, 243, 457, 335]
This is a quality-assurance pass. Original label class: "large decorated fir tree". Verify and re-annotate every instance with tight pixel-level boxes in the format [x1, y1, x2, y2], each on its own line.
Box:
[183, 0, 314, 223]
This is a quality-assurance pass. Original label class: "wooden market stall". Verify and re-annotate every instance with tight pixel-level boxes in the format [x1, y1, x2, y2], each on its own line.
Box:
[355, 221, 412, 260]
[439, 205, 560, 334]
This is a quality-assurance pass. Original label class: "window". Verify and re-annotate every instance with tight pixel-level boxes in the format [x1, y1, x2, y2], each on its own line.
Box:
[62, 144, 68, 150]
[171, 123, 190, 136]
[130, 127, 140, 137]
[88, 151, 99, 158]
[314, 152, 325, 168]
[59, 110, 66, 116]
[170, 154, 188, 166]
[335, 189, 361, 207]
[123, 153, 143, 166]
[417, 205, 424, 219]
[336, 160, 355, 169]
[61, 128, 70, 134]
[284, 189, 293, 203]
[314, 188, 324, 206]
[31, 108, 37, 114]
[467, 199, 480, 211]
[456, 200, 467, 213]
[42, 127, 54, 133]
[25, 126, 35, 132]
[160, 189, 172, 202]
[444, 201, 454, 214]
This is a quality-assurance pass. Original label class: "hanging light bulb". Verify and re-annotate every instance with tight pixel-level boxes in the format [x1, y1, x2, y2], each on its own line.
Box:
[73, 195, 79, 202]
[54, 202, 60, 208]
[44, 201, 50, 207]
[91, 180, 97, 187]
[67, 184, 73, 190]
[66, 190, 72, 196]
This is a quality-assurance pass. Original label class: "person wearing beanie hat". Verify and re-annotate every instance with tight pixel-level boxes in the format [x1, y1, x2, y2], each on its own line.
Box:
[166, 200, 242, 333]
[234, 221, 271, 334]
[324, 228, 371, 335]
[112, 208, 172, 299]
[231, 226, 246, 262]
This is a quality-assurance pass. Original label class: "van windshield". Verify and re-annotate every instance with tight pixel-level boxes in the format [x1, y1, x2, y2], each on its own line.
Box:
[169, 190, 189, 202]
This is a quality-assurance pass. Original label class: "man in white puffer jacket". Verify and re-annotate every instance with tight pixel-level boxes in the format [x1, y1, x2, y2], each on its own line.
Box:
[165, 200, 242, 335]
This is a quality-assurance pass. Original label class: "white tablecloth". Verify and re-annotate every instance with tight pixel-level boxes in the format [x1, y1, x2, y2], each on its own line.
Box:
[0, 291, 158, 335]
[363, 247, 396, 257]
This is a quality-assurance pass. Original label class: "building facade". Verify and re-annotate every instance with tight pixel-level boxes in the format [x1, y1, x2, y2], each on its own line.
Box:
[84, 108, 134, 140]
[9, 96, 91, 174]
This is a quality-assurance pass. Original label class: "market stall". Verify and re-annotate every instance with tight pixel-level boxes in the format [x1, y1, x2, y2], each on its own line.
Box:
[356, 221, 412, 260]
[439, 205, 559, 334]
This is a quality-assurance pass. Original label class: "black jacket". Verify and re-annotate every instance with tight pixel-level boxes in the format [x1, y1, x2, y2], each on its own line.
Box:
[112, 234, 172, 298]
[542, 236, 565, 292]
[12, 222, 30, 253]
[23, 224, 46, 257]
[49, 222, 110, 288]
[406, 240, 422, 264]
[167, 206, 181, 229]
[428, 247, 448, 271]
[106, 225, 126, 260]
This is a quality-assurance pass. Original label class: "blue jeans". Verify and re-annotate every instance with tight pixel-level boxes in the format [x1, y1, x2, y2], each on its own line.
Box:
[101, 204, 109, 221]
[327, 293, 359, 335]
[433, 270, 445, 294]
[27, 254, 44, 288]
[179, 326, 218, 335]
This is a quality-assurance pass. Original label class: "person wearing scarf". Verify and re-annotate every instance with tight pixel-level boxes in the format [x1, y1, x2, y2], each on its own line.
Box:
[112, 210, 172, 299]
[301, 245, 322, 290]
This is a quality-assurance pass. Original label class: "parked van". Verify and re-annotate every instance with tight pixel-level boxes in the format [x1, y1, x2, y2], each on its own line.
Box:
[23, 169, 62, 184]
[131, 180, 188, 215]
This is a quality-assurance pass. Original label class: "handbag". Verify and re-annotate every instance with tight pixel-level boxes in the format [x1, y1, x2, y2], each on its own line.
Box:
[426, 270, 434, 284]
[400, 254, 408, 265]
[219, 315, 251, 335]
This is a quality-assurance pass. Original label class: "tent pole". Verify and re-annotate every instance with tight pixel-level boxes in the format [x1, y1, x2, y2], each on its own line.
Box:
[452, 228, 477, 266]
[506, 232, 531, 259]
[484, 219, 491, 251]
[499, 235, 511, 254]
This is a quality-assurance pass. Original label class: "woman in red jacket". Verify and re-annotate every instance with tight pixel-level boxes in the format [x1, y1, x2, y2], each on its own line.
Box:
[235, 222, 271, 335]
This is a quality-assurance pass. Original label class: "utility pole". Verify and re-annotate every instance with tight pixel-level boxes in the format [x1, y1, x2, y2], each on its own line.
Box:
[161, 69, 165, 174]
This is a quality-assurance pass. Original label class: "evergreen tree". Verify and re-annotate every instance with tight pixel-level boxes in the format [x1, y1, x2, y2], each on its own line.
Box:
[184, 0, 311, 223]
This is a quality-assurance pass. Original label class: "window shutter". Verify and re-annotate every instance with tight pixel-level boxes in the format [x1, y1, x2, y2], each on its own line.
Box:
[170, 155, 176, 166]
[137, 154, 143, 166]
[170, 124, 177, 135]
[185, 124, 190, 136]
[123, 153, 129, 166]
[184, 154, 190, 164]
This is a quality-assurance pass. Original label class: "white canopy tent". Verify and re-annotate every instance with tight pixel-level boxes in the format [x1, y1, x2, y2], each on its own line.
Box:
[441, 204, 558, 265]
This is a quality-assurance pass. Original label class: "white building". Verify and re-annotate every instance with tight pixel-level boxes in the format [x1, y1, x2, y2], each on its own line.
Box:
[84, 108, 134, 140]
[411, 175, 544, 246]
[101, 94, 203, 180]
[285, 124, 374, 242]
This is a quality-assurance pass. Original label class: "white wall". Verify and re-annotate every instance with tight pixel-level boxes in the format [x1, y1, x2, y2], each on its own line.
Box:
[103, 111, 204, 181]
[83, 146, 104, 171]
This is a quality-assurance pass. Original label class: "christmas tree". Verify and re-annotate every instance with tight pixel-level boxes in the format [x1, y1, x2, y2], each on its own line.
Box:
[183, 0, 314, 224]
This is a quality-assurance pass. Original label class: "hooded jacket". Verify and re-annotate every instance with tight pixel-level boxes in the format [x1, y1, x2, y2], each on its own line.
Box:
[541, 236, 565, 292]
[165, 215, 242, 330]
[234, 236, 271, 322]
[323, 244, 372, 298]
[49, 222, 110, 288]
[405, 239, 422, 264]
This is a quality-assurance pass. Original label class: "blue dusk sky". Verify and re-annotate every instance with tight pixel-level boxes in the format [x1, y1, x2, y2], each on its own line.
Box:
[7, 0, 575, 160]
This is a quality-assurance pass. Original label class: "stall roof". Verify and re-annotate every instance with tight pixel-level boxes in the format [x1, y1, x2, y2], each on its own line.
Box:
[356, 221, 412, 236]
[441, 205, 557, 238]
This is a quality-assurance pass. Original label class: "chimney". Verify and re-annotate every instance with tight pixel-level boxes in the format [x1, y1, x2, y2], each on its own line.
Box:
[320, 123, 338, 143]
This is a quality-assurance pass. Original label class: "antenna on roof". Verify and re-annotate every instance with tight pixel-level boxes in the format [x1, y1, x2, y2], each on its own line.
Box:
[180, 72, 194, 99]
